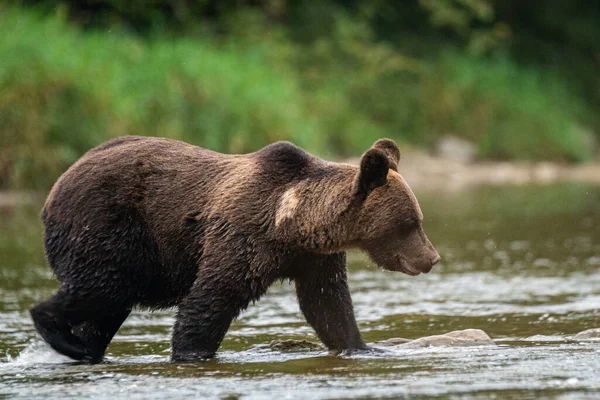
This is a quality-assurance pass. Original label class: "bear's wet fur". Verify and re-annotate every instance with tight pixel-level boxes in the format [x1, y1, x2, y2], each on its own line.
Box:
[30, 136, 440, 362]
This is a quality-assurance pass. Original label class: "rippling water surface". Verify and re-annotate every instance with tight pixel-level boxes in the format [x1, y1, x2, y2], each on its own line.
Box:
[1, 184, 599, 399]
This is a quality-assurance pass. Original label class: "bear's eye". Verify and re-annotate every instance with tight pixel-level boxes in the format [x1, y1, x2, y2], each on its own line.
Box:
[396, 217, 419, 236]
[404, 216, 420, 230]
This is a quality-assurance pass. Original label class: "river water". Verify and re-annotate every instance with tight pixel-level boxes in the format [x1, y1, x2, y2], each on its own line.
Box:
[1, 183, 599, 399]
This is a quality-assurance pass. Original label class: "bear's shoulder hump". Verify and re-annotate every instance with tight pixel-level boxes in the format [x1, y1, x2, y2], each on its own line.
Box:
[255, 141, 312, 174]
[89, 135, 147, 153]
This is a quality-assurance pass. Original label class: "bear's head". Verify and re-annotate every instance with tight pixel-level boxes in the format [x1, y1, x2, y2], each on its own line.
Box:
[353, 139, 440, 276]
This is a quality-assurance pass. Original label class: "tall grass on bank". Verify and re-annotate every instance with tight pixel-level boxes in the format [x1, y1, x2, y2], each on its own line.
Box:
[0, 8, 595, 190]
[421, 53, 594, 162]
[0, 9, 322, 189]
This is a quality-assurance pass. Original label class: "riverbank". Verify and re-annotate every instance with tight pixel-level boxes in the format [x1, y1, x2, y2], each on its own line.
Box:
[397, 151, 600, 191]
[1, 155, 600, 208]
[0, 192, 44, 208]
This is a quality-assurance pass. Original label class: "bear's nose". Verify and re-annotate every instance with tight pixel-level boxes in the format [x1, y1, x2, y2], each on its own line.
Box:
[430, 254, 441, 266]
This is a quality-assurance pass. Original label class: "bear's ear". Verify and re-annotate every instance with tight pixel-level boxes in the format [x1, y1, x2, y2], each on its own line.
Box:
[354, 148, 390, 199]
[372, 138, 400, 172]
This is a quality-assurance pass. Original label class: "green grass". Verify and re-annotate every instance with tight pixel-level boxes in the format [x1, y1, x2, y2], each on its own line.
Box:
[420, 53, 594, 162]
[0, 8, 322, 189]
[0, 8, 595, 190]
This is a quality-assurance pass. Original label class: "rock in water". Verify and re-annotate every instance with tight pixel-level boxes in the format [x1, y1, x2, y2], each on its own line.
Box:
[265, 330, 495, 353]
[268, 339, 324, 352]
[377, 329, 496, 348]
[376, 337, 412, 347]
[572, 328, 600, 341]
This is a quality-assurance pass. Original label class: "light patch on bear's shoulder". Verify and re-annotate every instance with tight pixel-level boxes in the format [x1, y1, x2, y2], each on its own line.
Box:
[276, 187, 300, 227]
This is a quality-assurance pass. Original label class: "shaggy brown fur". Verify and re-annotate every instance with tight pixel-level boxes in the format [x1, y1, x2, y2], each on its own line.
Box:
[30, 136, 439, 362]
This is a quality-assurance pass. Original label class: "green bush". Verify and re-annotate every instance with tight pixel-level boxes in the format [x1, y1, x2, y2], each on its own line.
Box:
[0, 8, 322, 189]
[0, 7, 596, 190]
[289, 12, 594, 162]
[419, 53, 594, 161]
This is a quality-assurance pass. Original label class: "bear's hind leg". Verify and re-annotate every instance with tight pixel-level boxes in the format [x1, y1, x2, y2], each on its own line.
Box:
[30, 289, 90, 360]
[72, 307, 132, 363]
[30, 289, 129, 362]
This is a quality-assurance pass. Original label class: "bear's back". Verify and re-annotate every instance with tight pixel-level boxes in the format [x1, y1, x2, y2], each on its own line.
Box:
[42, 137, 225, 221]
[41, 137, 322, 225]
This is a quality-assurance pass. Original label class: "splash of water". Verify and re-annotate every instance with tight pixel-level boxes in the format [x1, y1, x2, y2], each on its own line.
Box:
[3, 340, 73, 367]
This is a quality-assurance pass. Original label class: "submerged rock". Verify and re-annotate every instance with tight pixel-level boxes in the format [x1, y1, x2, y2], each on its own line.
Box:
[263, 329, 495, 353]
[220, 395, 241, 400]
[267, 339, 324, 352]
[572, 328, 600, 341]
[377, 329, 496, 348]
[375, 337, 412, 347]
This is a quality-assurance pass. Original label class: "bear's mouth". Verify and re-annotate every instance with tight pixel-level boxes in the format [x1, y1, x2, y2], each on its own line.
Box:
[397, 264, 421, 276]
[368, 252, 427, 276]
[395, 254, 437, 276]
[388, 255, 422, 276]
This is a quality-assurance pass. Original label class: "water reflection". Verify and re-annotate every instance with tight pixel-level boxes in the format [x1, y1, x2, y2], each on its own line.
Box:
[1, 183, 599, 399]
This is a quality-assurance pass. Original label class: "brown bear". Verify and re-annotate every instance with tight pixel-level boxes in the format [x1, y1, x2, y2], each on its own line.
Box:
[30, 136, 440, 363]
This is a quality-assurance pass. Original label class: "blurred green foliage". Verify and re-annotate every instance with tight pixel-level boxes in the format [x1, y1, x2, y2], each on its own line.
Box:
[0, 0, 599, 189]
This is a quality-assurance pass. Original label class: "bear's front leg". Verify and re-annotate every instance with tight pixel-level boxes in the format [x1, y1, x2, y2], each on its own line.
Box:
[171, 271, 251, 362]
[294, 253, 367, 352]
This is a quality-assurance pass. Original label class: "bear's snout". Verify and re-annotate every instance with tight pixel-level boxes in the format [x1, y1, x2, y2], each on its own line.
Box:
[395, 244, 440, 275]
[420, 253, 441, 274]
[419, 232, 441, 272]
